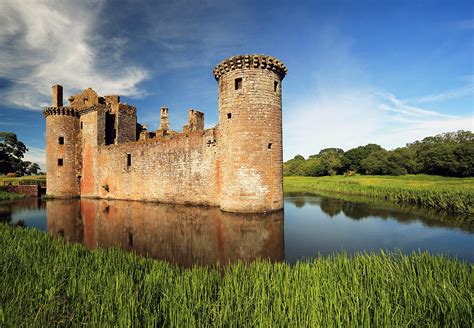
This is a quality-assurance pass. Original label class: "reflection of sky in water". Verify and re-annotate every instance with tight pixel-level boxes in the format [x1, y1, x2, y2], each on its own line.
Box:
[12, 209, 47, 231]
[284, 197, 474, 264]
[2, 195, 473, 265]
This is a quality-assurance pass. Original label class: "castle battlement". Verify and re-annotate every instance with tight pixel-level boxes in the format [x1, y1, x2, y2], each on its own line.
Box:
[43, 54, 287, 213]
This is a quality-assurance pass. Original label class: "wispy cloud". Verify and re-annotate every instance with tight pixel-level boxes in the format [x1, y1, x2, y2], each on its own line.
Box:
[23, 147, 46, 171]
[0, 0, 149, 110]
[405, 84, 474, 104]
[283, 27, 473, 160]
[451, 19, 474, 30]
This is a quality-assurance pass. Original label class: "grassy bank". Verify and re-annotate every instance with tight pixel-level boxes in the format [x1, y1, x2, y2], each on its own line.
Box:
[284, 175, 474, 213]
[0, 175, 46, 186]
[1, 224, 472, 327]
[0, 190, 25, 201]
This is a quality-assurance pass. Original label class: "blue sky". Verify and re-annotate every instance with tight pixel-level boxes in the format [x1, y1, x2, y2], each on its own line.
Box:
[0, 0, 472, 170]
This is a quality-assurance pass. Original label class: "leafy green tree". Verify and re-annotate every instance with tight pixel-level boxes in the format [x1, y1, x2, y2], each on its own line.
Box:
[283, 155, 306, 176]
[342, 144, 384, 173]
[360, 150, 407, 175]
[318, 148, 344, 175]
[299, 157, 325, 176]
[0, 132, 28, 175]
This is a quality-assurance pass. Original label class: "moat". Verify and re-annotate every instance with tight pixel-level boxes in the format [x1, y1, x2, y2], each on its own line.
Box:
[1, 194, 473, 265]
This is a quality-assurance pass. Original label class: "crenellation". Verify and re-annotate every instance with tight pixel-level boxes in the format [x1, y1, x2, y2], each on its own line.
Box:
[43, 54, 286, 213]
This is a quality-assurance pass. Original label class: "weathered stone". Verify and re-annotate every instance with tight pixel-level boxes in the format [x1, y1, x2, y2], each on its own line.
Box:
[42, 54, 287, 213]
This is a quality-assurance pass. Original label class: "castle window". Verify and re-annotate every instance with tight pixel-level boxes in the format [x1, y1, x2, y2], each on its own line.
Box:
[58, 158, 63, 166]
[227, 113, 232, 119]
[274, 81, 279, 92]
[268, 143, 273, 149]
[127, 154, 132, 167]
[58, 136, 64, 145]
[235, 78, 242, 90]
[80, 121, 83, 129]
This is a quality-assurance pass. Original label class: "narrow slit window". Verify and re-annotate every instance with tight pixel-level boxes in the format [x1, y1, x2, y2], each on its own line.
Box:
[127, 154, 132, 167]
[274, 81, 279, 92]
[58, 136, 64, 145]
[227, 113, 232, 119]
[268, 143, 273, 149]
[80, 121, 83, 129]
[235, 78, 242, 90]
[58, 158, 63, 166]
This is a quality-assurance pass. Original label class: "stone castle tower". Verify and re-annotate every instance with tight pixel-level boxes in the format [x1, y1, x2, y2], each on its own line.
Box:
[43, 54, 287, 213]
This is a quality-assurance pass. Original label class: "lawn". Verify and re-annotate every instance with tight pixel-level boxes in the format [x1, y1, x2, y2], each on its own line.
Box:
[0, 175, 46, 186]
[284, 175, 474, 213]
[0, 223, 471, 327]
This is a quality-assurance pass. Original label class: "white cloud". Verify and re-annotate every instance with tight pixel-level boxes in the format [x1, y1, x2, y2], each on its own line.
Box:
[283, 28, 473, 160]
[0, 0, 148, 110]
[23, 147, 46, 171]
[284, 86, 473, 160]
[406, 84, 474, 104]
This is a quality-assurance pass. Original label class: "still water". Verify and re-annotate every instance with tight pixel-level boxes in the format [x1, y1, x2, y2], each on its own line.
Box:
[1, 195, 473, 266]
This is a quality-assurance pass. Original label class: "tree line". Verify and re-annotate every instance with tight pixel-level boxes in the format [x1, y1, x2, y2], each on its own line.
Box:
[284, 130, 473, 177]
[0, 132, 41, 176]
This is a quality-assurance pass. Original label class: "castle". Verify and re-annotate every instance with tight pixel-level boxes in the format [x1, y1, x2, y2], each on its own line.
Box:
[43, 54, 287, 213]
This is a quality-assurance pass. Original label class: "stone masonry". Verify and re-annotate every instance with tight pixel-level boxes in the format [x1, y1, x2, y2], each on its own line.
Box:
[43, 54, 287, 213]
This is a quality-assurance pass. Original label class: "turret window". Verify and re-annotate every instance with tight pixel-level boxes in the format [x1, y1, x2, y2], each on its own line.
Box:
[127, 154, 132, 167]
[58, 136, 64, 145]
[268, 143, 273, 149]
[58, 158, 63, 166]
[235, 78, 242, 90]
[227, 113, 232, 119]
[81, 121, 83, 129]
[274, 81, 279, 92]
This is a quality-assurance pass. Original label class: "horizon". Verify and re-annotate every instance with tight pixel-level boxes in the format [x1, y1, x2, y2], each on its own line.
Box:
[0, 0, 472, 171]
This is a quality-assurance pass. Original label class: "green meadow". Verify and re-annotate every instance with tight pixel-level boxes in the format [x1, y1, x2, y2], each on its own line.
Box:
[1, 224, 472, 327]
[284, 175, 474, 213]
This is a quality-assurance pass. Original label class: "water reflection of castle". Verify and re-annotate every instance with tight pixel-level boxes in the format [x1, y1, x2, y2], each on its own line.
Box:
[46, 199, 284, 267]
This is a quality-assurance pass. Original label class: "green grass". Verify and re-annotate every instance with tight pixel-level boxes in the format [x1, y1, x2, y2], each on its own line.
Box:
[0, 175, 46, 186]
[1, 224, 472, 327]
[284, 175, 474, 213]
[0, 190, 25, 201]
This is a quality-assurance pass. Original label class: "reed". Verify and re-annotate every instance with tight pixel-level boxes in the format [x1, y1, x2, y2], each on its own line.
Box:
[1, 224, 471, 327]
[284, 175, 474, 213]
[0, 190, 25, 201]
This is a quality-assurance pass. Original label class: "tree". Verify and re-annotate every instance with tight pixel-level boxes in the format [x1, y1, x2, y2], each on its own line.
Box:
[283, 155, 306, 176]
[342, 144, 384, 173]
[0, 132, 28, 174]
[318, 148, 344, 175]
[360, 150, 408, 175]
[0, 132, 41, 176]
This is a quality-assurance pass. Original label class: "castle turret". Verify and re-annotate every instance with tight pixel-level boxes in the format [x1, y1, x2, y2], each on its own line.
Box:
[214, 54, 287, 213]
[43, 85, 80, 197]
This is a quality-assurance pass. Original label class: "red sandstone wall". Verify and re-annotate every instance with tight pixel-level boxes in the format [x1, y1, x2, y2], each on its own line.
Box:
[80, 127, 220, 206]
[3, 185, 40, 197]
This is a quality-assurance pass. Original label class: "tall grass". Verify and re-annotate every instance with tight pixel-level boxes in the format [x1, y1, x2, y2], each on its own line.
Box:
[0, 190, 25, 201]
[284, 175, 474, 213]
[1, 224, 472, 327]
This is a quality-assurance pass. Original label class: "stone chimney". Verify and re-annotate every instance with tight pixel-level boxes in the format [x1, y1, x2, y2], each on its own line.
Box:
[160, 107, 170, 131]
[52, 84, 63, 107]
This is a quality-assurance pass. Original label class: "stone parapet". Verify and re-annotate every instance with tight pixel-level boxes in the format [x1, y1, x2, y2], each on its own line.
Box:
[42, 107, 80, 118]
[213, 54, 288, 81]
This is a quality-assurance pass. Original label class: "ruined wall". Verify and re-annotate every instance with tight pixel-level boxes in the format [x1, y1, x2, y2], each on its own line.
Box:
[81, 127, 220, 206]
[215, 55, 286, 213]
[2, 185, 41, 197]
[44, 54, 286, 213]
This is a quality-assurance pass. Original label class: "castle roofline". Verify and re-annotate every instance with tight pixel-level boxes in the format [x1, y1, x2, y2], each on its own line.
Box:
[213, 54, 288, 81]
